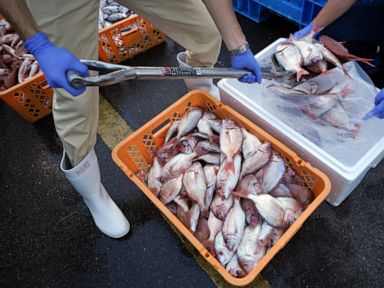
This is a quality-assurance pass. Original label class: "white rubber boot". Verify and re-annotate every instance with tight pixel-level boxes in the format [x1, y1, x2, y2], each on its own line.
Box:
[176, 52, 221, 100]
[61, 149, 130, 238]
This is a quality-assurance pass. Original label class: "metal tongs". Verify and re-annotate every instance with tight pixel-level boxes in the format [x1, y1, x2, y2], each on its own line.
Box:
[67, 59, 252, 88]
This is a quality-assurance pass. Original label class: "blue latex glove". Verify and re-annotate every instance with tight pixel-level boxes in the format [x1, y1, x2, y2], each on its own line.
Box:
[293, 23, 321, 40]
[363, 89, 384, 119]
[25, 32, 89, 96]
[231, 50, 262, 84]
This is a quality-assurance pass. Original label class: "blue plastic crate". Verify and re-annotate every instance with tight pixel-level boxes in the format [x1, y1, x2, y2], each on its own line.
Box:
[256, 0, 305, 24]
[233, 0, 378, 27]
[232, 0, 272, 23]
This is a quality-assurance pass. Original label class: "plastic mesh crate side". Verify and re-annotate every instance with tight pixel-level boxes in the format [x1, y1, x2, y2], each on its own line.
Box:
[0, 73, 53, 122]
[112, 90, 331, 286]
[98, 14, 165, 63]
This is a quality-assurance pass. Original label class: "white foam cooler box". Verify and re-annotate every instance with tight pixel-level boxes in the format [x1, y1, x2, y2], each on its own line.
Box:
[218, 39, 384, 206]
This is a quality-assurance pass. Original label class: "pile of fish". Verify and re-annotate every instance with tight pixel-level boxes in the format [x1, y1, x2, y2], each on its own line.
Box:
[99, 0, 134, 29]
[145, 106, 314, 278]
[0, 18, 39, 91]
[265, 78, 361, 139]
[274, 33, 373, 82]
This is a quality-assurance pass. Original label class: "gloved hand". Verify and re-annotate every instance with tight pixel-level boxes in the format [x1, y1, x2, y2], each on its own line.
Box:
[363, 88, 384, 119]
[231, 49, 262, 84]
[293, 22, 321, 40]
[25, 32, 89, 96]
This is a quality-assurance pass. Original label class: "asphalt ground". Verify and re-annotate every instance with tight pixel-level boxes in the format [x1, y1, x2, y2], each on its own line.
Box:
[1, 13, 383, 288]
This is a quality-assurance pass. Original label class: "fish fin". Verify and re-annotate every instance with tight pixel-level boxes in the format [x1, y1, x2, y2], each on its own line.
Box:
[296, 68, 309, 82]
[225, 158, 236, 175]
[354, 57, 375, 67]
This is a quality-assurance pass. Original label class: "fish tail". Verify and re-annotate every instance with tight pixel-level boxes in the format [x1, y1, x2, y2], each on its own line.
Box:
[345, 54, 375, 67]
[225, 158, 236, 175]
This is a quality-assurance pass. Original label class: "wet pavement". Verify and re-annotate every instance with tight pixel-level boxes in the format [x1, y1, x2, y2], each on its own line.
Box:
[1, 13, 384, 288]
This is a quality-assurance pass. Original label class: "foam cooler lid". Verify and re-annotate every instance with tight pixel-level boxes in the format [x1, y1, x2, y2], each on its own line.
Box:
[218, 39, 384, 179]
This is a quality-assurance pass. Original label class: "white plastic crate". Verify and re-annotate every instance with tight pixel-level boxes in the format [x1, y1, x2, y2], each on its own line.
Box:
[218, 39, 384, 206]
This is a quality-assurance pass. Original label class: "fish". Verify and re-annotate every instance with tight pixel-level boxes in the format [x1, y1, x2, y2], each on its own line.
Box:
[160, 141, 208, 182]
[211, 193, 234, 221]
[321, 102, 358, 132]
[160, 153, 195, 182]
[186, 203, 201, 233]
[305, 59, 328, 74]
[196, 153, 220, 165]
[203, 211, 223, 257]
[277, 197, 303, 226]
[258, 222, 284, 247]
[257, 152, 286, 193]
[28, 60, 39, 78]
[222, 198, 246, 251]
[203, 165, 219, 210]
[236, 174, 262, 195]
[237, 224, 266, 274]
[232, 190, 286, 228]
[319, 35, 374, 67]
[226, 254, 247, 278]
[216, 154, 242, 199]
[176, 135, 198, 154]
[214, 231, 235, 266]
[197, 111, 217, 142]
[289, 34, 323, 65]
[17, 57, 31, 83]
[173, 194, 190, 212]
[158, 174, 183, 205]
[239, 141, 272, 179]
[287, 183, 314, 208]
[275, 42, 309, 82]
[241, 128, 261, 159]
[195, 216, 210, 242]
[269, 183, 293, 198]
[314, 43, 350, 77]
[208, 119, 222, 134]
[147, 157, 162, 196]
[155, 138, 180, 166]
[242, 199, 260, 228]
[166, 202, 177, 214]
[183, 162, 208, 218]
[164, 120, 180, 143]
[220, 119, 243, 174]
[176, 108, 204, 139]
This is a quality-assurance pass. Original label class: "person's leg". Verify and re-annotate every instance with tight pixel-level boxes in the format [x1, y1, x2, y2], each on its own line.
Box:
[118, 0, 222, 98]
[26, 0, 129, 237]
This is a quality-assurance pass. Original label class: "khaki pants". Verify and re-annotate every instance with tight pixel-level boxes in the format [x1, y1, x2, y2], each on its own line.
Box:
[26, 0, 222, 166]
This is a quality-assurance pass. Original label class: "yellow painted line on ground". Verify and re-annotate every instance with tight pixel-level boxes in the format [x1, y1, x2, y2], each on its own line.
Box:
[98, 95, 134, 149]
[98, 94, 270, 288]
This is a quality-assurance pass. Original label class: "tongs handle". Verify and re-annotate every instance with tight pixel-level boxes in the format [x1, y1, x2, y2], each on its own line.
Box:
[66, 70, 84, 89]
[66, 60, 252, 88]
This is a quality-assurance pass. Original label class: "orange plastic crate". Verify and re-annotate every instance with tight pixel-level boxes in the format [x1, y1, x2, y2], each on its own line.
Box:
[112, 90, 331, 286]
[0, 71, 53, 123]
[98, 14, 166, 63]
